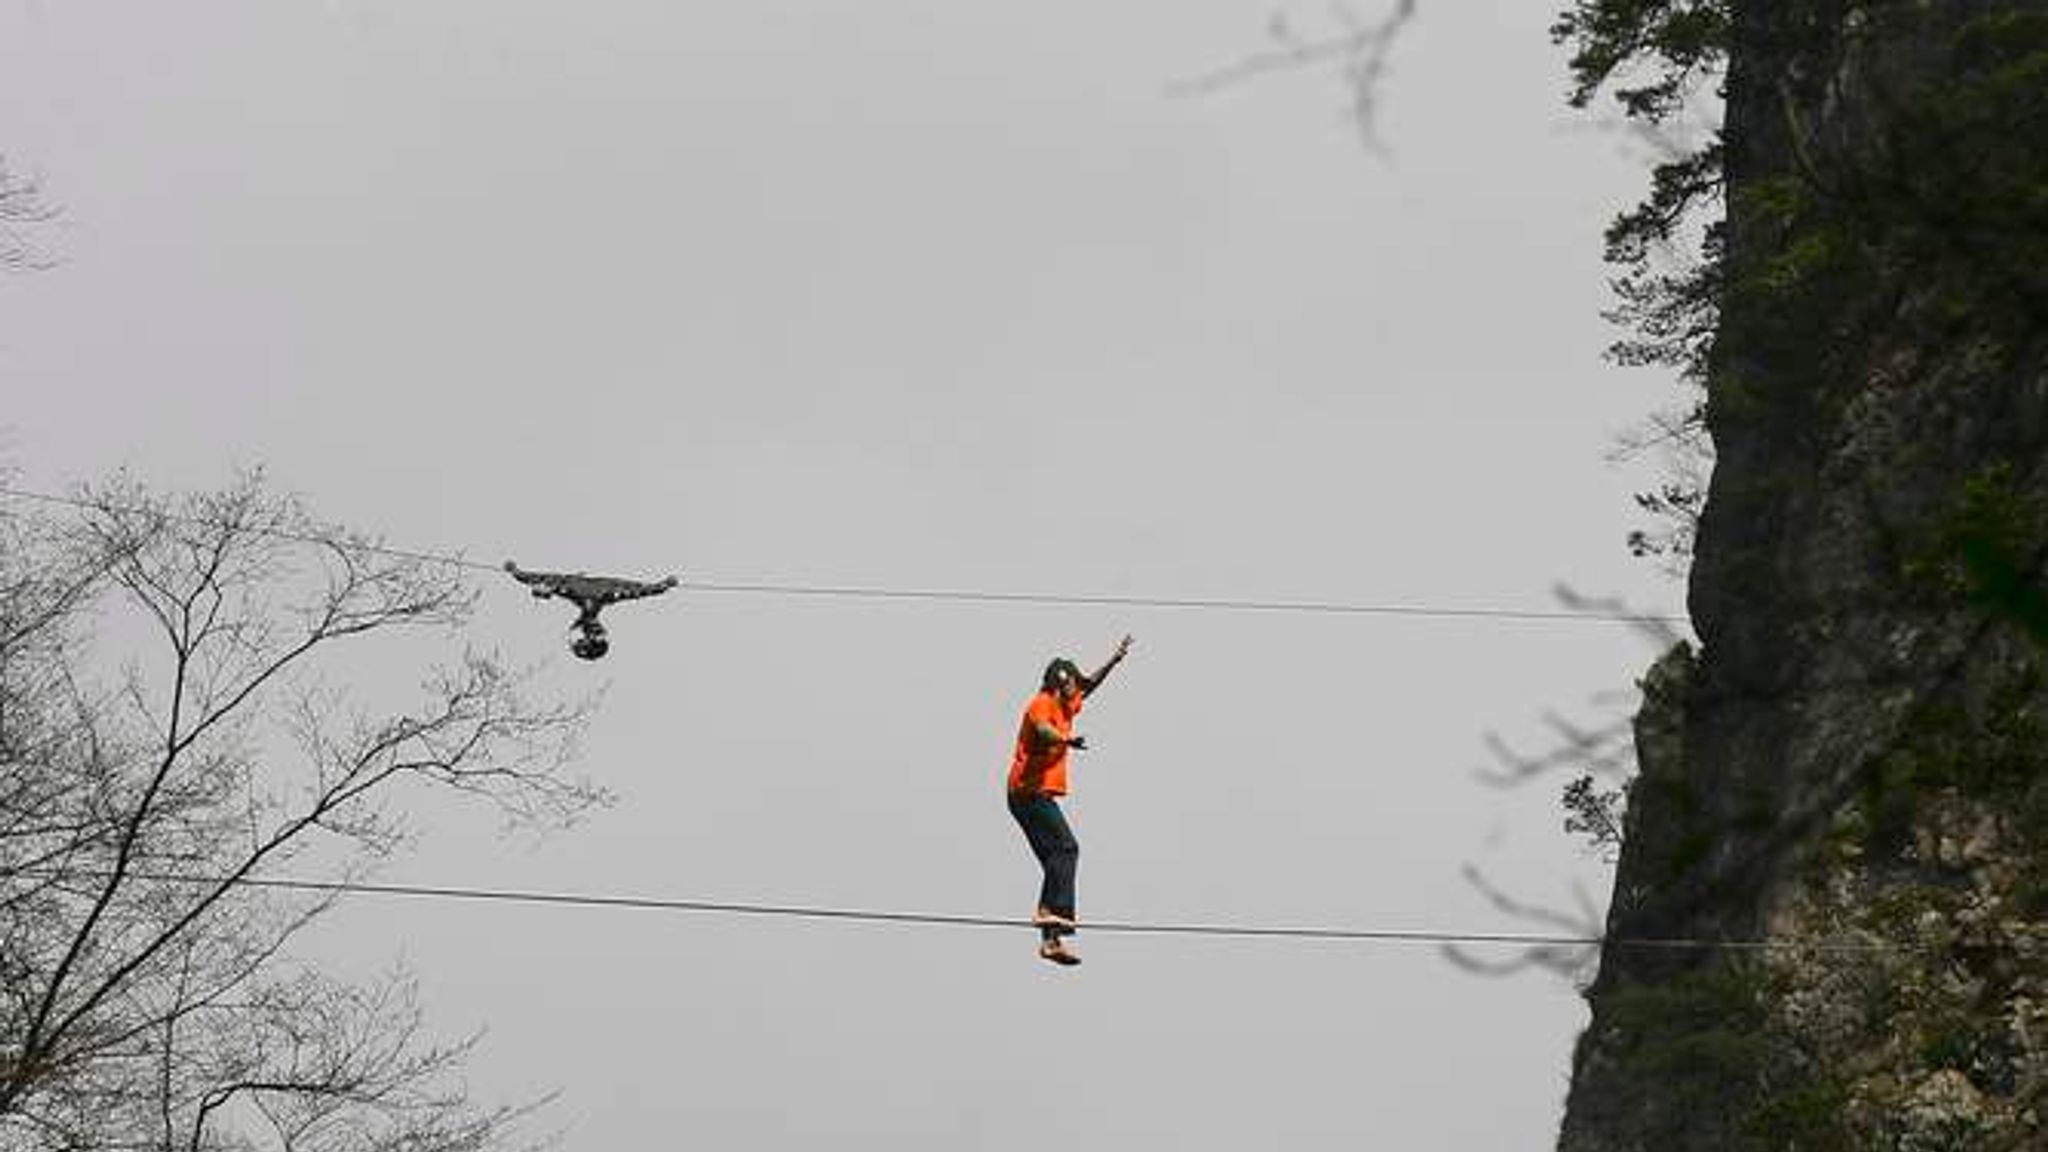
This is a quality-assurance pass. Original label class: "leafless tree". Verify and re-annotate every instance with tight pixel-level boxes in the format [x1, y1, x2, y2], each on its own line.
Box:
[1170, 1, 1419, 154]
[1, 474, 603, 1152]
[1446, 589, 1681, 981]
[0, 157, 55, 273]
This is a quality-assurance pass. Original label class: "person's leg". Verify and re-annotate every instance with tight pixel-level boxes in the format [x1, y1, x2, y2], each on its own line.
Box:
[1008, 792, 1078, 921]
[1029, 799, 1083, 965]
[1010, 793, 1084, 967]
[1036, 799, 1078, 924]
[1009, 792, 1080, 932]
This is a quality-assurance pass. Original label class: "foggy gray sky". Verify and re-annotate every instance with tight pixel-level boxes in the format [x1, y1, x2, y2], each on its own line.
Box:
[2, 1, 1689, 1147]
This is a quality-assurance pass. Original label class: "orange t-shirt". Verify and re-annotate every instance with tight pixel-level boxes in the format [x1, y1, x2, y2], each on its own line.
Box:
[1007, 689, 1082, 796]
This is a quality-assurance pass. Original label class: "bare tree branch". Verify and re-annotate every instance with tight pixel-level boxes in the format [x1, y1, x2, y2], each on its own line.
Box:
[2, 474, 599, 1150]
[0, 156, 57, 273]
[1169, 1, 1419, 153]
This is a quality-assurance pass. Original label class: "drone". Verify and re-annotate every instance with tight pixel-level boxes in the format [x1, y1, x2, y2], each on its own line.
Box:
[505, 561, 678, 660]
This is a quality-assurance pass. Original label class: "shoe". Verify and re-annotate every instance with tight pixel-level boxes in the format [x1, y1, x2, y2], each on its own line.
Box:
[1038, 939, 1082, 966]
[1032, 908, 1077, 935]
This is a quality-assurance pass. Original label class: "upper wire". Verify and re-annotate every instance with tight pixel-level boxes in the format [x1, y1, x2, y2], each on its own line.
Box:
[0, 484, 1688, 627]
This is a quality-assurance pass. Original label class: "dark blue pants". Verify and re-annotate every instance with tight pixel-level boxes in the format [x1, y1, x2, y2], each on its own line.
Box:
[1008, 791, 1079, 929]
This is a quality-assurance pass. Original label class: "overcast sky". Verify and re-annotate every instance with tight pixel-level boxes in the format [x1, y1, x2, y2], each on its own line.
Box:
[2, 1, 1690, 1147]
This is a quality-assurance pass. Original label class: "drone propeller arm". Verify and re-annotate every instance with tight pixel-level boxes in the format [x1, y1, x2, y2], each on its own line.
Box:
[600, 575, 680, 606]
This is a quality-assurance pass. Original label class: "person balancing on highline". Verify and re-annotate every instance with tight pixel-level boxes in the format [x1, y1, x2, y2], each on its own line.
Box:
[1007, 634, 1133, 967]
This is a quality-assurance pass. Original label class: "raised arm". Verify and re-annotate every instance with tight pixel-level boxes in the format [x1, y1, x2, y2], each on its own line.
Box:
[1080, 634, 1133, 697]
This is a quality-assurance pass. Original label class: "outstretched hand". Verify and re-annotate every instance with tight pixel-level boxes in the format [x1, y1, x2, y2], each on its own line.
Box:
[1080, 635, 1134, 698]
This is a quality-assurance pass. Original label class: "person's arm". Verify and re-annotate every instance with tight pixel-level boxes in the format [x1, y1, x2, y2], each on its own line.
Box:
[1029, 697, 1084, 750]
[1080, 634, 1134, 697]
[1033, 719, 1075, 749]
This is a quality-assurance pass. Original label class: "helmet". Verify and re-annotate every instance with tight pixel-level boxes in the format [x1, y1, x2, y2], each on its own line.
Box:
[1041, 657, 1083, 692]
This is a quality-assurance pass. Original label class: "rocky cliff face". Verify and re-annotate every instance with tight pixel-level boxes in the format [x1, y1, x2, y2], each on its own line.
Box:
[1559, 4, 2048, 1149]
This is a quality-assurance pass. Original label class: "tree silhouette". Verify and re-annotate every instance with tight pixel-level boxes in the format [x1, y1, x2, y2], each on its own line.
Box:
[1, 474, 603, 1150]
[0, 156, 55, 273]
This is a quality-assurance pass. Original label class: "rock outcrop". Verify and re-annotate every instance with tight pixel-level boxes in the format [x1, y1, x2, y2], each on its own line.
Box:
[1559, 4, 2048, 1148]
